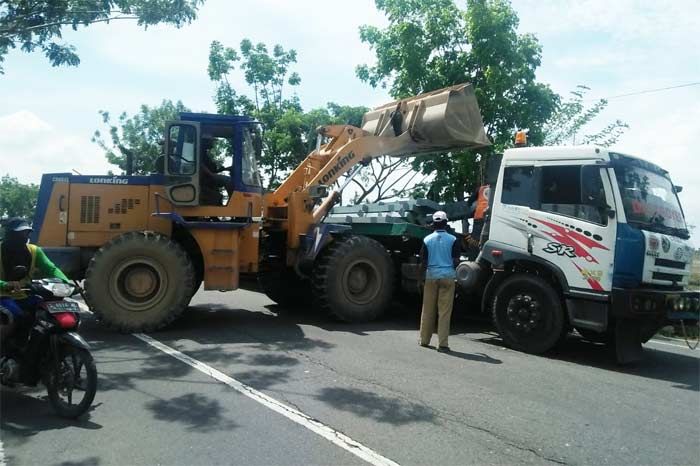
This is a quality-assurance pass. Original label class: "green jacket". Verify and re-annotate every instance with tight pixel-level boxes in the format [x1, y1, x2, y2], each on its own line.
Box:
[0, 242, 70, 298]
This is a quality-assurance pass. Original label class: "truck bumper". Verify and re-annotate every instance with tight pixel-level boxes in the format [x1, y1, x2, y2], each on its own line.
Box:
[611, 287, 700, 322]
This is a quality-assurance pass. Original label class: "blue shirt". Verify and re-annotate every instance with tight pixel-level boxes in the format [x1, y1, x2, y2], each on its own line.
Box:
[422, 230, 458, 279]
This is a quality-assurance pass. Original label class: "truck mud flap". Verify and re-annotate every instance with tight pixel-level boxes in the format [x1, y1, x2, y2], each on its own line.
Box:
[614, 319, 644, 364]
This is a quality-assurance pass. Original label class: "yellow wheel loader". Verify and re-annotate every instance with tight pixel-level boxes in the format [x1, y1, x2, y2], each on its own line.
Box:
[31, 84, 489, 332]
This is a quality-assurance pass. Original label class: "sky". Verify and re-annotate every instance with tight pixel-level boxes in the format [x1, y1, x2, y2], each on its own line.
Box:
[1, 0, 698, 242]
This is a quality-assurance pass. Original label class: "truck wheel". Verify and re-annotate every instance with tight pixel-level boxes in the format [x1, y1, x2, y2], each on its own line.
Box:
[259, 268, 312, 309]
[85, 231, 195, 333]
[313, 235, 394, 322]
[492, 274, 565, 354]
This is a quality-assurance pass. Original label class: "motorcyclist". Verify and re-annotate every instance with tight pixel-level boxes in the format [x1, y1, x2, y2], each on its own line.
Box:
[0, 218, 70, 336]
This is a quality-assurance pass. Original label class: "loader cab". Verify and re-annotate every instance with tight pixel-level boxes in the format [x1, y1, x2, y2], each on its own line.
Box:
[162, 113, 262, 207]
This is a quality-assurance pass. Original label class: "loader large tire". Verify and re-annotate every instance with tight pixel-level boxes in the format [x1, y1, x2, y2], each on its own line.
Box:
[85, 231, 195, 333]
[313, 235, 394, 323]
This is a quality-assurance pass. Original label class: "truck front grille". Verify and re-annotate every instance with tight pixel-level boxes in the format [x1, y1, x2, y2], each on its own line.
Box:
[652, 271, 684, 283]
[654, 258, 686, 270]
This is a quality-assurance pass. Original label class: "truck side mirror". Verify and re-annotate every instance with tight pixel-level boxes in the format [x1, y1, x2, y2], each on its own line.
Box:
[674, 185, 683, 193]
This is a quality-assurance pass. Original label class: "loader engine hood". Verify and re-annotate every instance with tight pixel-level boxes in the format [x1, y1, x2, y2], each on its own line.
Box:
[361, 83, 491, 156]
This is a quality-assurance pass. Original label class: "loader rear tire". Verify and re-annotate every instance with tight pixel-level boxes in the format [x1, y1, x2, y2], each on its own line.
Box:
[313, 235, 394, 323]
[85, 231, 195, 333]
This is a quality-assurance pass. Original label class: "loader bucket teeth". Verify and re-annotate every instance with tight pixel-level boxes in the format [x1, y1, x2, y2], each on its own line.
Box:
[361, 83, 491, 155]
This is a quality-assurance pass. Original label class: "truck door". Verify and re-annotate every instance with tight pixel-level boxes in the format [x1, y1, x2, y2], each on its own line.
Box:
[164, 122, 200, 206]
[529, 162, 617, 293]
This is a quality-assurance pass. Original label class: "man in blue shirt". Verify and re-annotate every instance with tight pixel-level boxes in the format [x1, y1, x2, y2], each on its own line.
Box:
[419, 211, 461, 352]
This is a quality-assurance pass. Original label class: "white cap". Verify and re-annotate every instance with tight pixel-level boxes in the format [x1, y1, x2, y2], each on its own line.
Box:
[432, 211, 448, 222]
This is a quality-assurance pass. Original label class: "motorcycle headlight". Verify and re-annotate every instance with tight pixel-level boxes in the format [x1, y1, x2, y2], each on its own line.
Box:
[44, 282, 75, 298]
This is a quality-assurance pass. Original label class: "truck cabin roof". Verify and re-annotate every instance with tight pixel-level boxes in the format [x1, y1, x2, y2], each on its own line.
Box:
[503, 146, 670, 178]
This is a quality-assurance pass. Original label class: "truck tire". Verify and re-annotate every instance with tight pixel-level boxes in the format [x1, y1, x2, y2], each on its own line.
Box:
[313, 235, 394, 323]
[492, 274, 565, 354]
[85, 231, 195, 333]
[259, 268, 312, 309]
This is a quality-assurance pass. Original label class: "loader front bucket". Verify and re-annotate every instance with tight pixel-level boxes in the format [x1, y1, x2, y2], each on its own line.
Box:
[361, 83, 491, 156]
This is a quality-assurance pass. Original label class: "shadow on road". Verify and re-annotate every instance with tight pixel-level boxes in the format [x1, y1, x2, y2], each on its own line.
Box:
[56, 457, 101, 466]
[145, 392, 238, 432]
[0, 388, 102, 449]
[315, 387, 436, 425]
[477, 333, 699, 391]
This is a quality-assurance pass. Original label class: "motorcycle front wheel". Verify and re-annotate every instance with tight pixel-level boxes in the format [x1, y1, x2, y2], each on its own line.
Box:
[46, 345, 97, 419]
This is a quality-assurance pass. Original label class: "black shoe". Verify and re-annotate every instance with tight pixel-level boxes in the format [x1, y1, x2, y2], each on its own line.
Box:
[437, 346, 450, 353]
[420, 343, 430, 348]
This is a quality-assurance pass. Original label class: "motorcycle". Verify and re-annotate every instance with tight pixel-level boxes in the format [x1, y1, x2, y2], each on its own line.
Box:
[0, 270, 97, 418]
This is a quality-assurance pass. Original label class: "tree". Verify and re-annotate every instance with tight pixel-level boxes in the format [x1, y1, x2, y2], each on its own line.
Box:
[208, 39, 370, 189]
[543, 85, 629, 147]
[208, 39, 305, 188]
[357, 0, 558, 202]
[92, 100, 190, 175]
[0, 0, 204, 73]
[0, 175, 39, 219]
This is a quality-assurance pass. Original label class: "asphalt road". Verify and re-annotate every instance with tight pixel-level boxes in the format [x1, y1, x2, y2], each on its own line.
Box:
[2, 289, 699, 466]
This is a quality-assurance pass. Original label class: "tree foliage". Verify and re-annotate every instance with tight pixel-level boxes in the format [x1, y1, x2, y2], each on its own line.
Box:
[0, 175, 39, 219]
[357, 0, 558, 202]
[543, 85, 629, 147]
[0, 0, 204, 73]
[208, 39, 369, 189]
[92, 100, 190, 174]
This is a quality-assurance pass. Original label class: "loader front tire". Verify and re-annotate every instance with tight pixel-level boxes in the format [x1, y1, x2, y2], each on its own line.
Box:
[85, 231, 195, 333]
[313, 235, 394, 323]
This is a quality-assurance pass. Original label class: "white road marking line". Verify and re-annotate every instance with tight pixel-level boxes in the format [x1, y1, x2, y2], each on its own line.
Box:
[134, 333, 400, 466]
[0, 438, 6, 466]
[648, 339, 695, 349]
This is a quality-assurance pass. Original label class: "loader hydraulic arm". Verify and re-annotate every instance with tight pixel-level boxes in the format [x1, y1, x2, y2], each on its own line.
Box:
[263, 83, 490, 253]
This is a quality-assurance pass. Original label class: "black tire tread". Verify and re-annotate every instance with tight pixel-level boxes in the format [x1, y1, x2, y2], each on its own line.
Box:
[491, 273, 566, 354]
[46, 346, 97, 419]
[312, 235, 394, 323]
[85, 231, 195, 333]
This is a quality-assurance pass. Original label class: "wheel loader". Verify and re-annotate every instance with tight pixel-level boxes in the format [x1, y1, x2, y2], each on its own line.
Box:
[30, 84, 490, 332]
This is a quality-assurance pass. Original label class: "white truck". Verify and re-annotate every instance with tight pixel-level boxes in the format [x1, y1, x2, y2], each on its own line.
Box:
[458, 141, 699, 362]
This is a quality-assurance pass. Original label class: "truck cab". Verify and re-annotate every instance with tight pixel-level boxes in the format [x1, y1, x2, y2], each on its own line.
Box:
[472, 145, 698, 362]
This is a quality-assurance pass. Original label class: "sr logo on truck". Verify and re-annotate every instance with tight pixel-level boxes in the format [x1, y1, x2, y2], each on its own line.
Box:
[543, 242, 576, 258]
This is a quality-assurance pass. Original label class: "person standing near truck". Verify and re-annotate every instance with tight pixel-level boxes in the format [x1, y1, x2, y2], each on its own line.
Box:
[419, 211, 461, 352]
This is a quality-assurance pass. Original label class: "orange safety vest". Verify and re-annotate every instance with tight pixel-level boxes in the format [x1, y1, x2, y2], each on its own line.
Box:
[474, 185, 490, 221]
[0, 242, 38, 299]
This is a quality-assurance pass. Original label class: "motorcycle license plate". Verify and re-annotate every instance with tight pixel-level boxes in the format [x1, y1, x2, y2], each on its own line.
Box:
[45, 301, 80, 313]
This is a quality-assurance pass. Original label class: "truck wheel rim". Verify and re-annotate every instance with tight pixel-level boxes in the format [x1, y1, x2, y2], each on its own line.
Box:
[110, 257, 168, 312]
[506, 294, 542, 333]
[342, 260, 381, 305]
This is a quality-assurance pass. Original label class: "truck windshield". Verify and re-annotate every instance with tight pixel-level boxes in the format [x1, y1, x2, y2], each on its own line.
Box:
[613, 161, 689, 238]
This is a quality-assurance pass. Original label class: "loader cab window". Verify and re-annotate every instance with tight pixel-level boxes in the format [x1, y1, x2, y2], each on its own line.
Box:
[168, 125, 197, 175]
[242, 126, 262, 187]
[540, 165, 608, 225]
